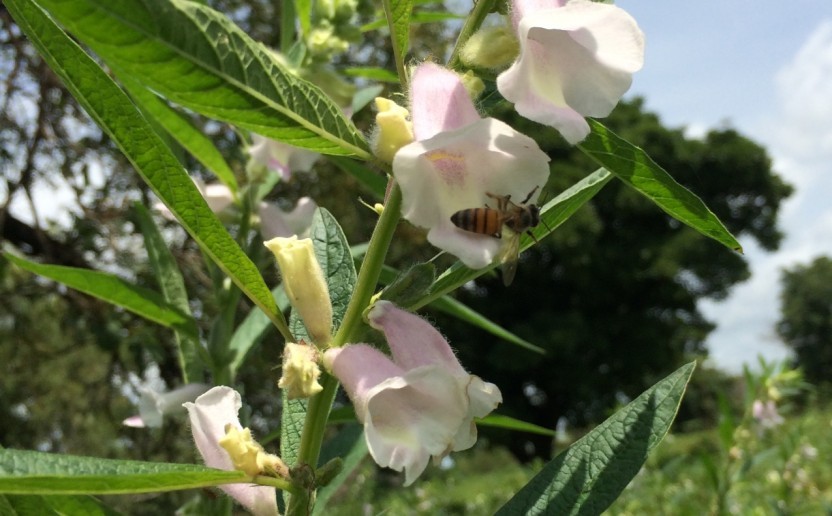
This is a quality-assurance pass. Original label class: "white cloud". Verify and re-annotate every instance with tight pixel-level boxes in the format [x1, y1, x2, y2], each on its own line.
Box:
[702, 19, 832, 373]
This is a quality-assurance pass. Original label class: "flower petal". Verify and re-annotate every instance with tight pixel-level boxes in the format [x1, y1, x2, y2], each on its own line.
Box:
[393, 117, 549, 267]
[363, 366, 468, 486]
[183, 387, 278, 516]
[410, 63, 481, 141]
[498, 0, 644, 144]
[258, 197, 317, 239]
[368, 301, 465, 374]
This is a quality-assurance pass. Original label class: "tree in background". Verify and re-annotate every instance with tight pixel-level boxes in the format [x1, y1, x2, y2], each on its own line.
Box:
[1, 0, 792, 466]
[437, 99, 793, 458]
[777, 256, 832, 386]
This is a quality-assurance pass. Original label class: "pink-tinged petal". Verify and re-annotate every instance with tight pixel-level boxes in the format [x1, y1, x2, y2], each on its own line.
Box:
[499, 0, 644, 144]
[202, 183, 235, 213]
[258, 197, 317, 239]
[451, 376, 503, 452]
[127, 383, 210, 429]
[183, 387, 278, 516]
[325, 345, 407, 420]
[410, 63, 481, 141]
[510, 0, 566, 31]
[122, 415, 146, 428]
[249, 134, 320, 181]
[393, 117, 549, 267]
[363, 367, 468, 486]
[367, 301, 464, 374]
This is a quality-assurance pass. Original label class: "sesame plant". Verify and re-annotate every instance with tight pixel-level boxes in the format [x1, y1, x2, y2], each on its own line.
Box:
[1, 0, 741, 514]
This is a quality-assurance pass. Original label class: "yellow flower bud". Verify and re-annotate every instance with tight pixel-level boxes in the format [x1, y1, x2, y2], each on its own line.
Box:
[372, 97, 414, 163]
[264, 236, 333, 345]
[279, 342, 324, 399]
[460, 26, 519, 70]
[219, 425, 288, 478]
[459, 70, 485, 100]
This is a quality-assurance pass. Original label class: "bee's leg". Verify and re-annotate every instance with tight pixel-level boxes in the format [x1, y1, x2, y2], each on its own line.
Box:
[520, 186, 540, 205]
[526, 230, 539, 244]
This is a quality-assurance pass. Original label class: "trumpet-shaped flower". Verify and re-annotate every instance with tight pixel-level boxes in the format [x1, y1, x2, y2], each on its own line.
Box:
[183, 387, 279, 516]
[497, 0, 645, 144]
[392, 63, 549, 268]
[264, 236, 333, 345]
[248, 134, 321, 181]
[122, 383, 210, 428]
[752, 399, 784, 429]
[324, 301, 501, 485]
[154, 178, 315, 239]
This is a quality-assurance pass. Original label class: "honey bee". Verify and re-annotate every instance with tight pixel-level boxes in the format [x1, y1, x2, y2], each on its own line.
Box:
[450, 187, 541, 285]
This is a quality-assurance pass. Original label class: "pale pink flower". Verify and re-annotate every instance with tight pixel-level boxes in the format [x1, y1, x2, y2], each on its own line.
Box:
[183, 386, 278, 516]
[752, 399, 784, 429]
[155, 179, 315, 239]
[122, 383, 210, 429]
[248, 134, 321, 181]
[392, 63, 550, 268]
[154, 178, 235, 220]
[497, 0, 645, 144]
[324, 301, 501, 485]
[258, 197, 317, 240]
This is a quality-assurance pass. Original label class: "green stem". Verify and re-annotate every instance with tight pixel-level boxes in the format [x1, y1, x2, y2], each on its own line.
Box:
[333, 182, 402, 347]
[280, 0, 296, 53]
[285, 182, 402, 515]
[382, 0, 409, 91]
[447, 0, 499, 70]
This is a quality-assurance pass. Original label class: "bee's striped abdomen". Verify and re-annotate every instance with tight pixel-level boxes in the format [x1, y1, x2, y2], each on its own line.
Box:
[451, 208, 502, 238]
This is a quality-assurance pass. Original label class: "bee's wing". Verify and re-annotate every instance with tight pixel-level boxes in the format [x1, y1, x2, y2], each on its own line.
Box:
[497, 231, 521, 286]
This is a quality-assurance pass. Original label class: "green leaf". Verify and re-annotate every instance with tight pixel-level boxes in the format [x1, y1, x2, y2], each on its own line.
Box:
[412, 168, 612, 310]
[343, 67, 400, 84]
[121, 75, 239, 194]
[0, 450, 245, 494]
[380, 263, 436, 308]
[579, 120, 742, 253]
[282, 209, 357, 467]
[133, 203, 203, 382]
[5, 253, 198, 339]
[37, 0, 370, 158]
[496, 362, 696, 515]
[226, 286, 290, 381]
[313, 425, 368, 515]
[361, 10, 465, 31]
[478, 415, 556, 437]
[327, 156, 387, 200]
[430, 295, 544, 354]
[5, 0, 290, 341]
[384, 0, 413, 68]
[3, 494, 122, 515]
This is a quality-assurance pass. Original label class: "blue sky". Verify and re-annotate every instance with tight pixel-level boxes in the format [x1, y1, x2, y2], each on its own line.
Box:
[619, 1, 832, 372]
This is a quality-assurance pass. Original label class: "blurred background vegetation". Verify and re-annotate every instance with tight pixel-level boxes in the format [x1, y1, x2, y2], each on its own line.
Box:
[2, 0, 831, 513]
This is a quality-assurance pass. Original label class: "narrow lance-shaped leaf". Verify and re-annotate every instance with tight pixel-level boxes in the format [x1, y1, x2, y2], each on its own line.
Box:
[579, 120, 742, 253]
[413, 168, 613, 309]
[133, 203, 204, 383]
[282, 209, 357, 467]
[383, 0, 413, 70]
[496, 362, 696, 516]
[121, 74, 239, 194]
[5, 0, 291, 341]
[37, 0, 371, 158]
[0, 449, 245, 495]
[5, 253, 198, 340]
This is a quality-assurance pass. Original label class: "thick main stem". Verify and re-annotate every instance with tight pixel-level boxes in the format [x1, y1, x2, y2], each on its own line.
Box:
[286, 182, 402, 515]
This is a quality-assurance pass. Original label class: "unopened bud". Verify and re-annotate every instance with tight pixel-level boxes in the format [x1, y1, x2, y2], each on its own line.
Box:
[372, 97, 414, 163]
[264, 236, 333, 345]
[279, 342, 324, 399]
[459, 70, 485, 100]
[460, 26, 519, 70]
